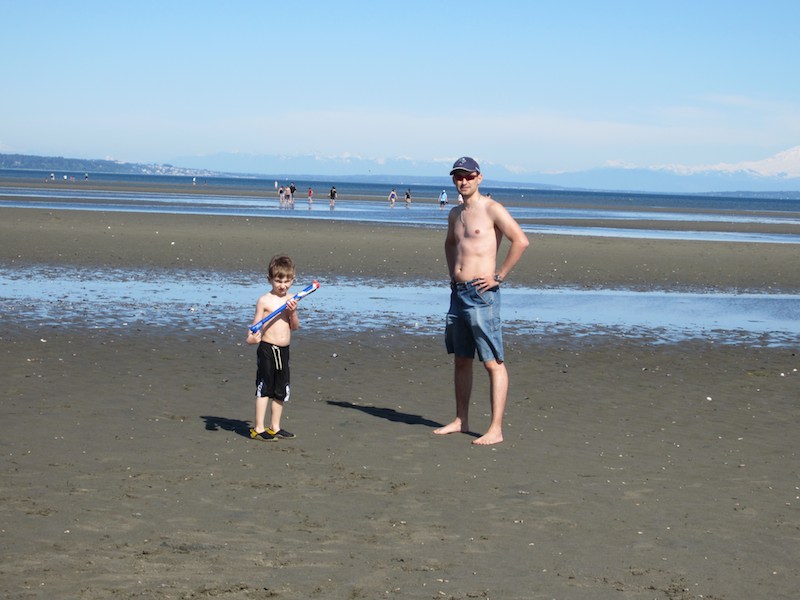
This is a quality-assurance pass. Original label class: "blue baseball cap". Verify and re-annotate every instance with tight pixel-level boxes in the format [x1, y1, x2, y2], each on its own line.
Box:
[450, 156, 481, 175]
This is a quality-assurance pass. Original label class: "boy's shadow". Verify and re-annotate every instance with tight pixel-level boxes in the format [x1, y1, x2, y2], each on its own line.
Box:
[201, 415, 252, 439]
[202, 406, 478, 439]
[326, 401, 444, 429]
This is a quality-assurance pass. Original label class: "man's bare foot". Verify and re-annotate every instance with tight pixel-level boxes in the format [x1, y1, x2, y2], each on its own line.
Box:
[433, 419, 468, 435]
[472, 429, 503, 445]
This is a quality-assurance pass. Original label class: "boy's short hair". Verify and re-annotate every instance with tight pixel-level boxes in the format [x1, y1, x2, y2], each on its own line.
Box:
[268, 254, 295, 280]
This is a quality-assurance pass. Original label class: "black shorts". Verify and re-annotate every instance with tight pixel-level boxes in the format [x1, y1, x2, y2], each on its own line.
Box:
[255, 343, 291, 401]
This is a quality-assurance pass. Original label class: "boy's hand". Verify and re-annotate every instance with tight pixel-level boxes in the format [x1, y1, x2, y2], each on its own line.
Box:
[246, 327, 262, 344]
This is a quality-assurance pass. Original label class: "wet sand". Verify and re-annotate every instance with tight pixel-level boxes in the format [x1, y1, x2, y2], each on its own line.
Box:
[1, 199, 799, 599]
[3, 207, 800, 291]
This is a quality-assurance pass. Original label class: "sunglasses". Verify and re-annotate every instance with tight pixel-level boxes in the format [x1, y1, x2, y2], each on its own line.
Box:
[452, 172, 480, 181]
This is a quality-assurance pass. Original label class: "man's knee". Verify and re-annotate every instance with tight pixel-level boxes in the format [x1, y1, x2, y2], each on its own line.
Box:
[483, 359, 505, 372]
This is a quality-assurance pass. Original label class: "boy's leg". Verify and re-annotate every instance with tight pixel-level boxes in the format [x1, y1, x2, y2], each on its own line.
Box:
[268, 399, 296, 438]
[268, 398, 284, 433]
[250, 395, 277, 441]
[254, 395, 269, 433]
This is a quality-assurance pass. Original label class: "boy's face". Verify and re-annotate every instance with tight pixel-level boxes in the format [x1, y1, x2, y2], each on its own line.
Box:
[270, 274, 294, 296]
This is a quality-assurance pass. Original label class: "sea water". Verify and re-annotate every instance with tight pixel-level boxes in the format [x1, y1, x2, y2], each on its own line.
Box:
[2, 175, 800, 244]
[2, 266, 798, 346]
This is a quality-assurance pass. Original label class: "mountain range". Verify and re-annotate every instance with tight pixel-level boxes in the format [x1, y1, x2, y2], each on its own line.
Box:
[170, 146, 800, 194]
[3, 146, 800, 195]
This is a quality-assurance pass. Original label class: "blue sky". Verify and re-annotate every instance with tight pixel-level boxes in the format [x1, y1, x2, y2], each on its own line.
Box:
[3, 0, 799, 178]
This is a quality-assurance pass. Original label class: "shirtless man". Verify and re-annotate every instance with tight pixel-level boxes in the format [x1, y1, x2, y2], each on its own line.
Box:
[435, 156, 530, 445]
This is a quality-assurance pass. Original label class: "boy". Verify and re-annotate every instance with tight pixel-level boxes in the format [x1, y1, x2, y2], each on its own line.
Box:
[246, 254, 301, 442]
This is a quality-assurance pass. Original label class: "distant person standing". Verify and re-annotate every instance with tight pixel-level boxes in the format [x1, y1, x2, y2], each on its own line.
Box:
[329, 186, 337, 208]
[388, 188, 397, 207]
[307, 187, 314, 208]
[285, 183, 295, 208]
[438, 189, 448, 209]
[405, 189, 412, 207]
[435, 156, 530, 445]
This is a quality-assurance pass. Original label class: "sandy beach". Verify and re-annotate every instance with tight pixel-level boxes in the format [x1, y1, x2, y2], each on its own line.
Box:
[2, 197, 799, 599]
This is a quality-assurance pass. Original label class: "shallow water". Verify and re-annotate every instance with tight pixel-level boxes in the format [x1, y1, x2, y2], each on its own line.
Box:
[2, 266, 798, 346]
[2, 185, 800, 244]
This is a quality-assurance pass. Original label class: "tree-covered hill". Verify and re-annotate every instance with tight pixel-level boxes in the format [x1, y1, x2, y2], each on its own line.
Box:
[0, 153, 210, 176]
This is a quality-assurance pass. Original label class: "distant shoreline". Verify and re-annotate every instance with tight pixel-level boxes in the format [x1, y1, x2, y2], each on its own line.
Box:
[4, 174, 800, 214]
[3, 149, 800, 196]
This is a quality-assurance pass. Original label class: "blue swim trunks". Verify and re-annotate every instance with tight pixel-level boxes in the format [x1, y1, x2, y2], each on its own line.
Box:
[445, 280, 504, 363]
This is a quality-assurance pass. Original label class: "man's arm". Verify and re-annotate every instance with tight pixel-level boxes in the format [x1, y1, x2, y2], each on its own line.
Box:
[444, 209, 458, 280]
[492, 203, 530, 280]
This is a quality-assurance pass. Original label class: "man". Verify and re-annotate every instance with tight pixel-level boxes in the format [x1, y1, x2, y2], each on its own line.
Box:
[435, 156, 530, 445]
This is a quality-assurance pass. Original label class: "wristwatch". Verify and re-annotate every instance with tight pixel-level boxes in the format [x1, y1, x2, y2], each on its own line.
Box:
[494, 274, 503, 283]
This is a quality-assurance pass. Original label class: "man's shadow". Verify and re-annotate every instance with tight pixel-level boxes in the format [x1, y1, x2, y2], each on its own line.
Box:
[326, 401, 444, 429]
[200, 415, 252, 439]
